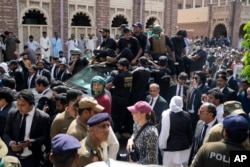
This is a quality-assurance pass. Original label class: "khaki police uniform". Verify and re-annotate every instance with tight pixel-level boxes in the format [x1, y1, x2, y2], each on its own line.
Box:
[204, 123, 250, 150]
[191, 139, 245, 167]
[50, 109, 75, 138]
[78, 136, 108, 167]
[66, 116, 88, 141]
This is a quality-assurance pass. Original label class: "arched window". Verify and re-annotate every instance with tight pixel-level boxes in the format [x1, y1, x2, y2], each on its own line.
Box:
[111, 15, 128, 27]
[213, 24, 227, 37]
[22, 10, 47, 25]
[71, 12, 91, 26]
[145, 17, 157, 28]
[239, 24, 246, 38]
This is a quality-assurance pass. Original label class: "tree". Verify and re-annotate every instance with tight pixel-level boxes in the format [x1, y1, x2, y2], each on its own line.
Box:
[241, 21, 250, 83]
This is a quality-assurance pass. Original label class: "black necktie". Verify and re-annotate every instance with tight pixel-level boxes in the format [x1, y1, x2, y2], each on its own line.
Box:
[188, 89, 195, 110]
[201, 124, 208, 143]
[19, 114, 28, 141]
[178, 85, 182, 96]
[150, 98, 154, 106]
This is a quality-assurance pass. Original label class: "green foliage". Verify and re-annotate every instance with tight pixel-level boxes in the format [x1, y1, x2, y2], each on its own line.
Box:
[241, 21, 250, 83]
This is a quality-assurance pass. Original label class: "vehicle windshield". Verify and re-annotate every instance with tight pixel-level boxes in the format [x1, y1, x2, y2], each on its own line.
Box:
[65, 65, 116, 94]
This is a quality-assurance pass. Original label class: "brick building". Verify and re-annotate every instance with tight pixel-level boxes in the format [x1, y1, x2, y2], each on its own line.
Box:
[177, 0, 250, 48]
[0, 0, 178, 53]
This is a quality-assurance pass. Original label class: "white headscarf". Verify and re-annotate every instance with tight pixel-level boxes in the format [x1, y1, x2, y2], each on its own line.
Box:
[159, 96, 183, 149]
[0, 62, 8, 73]
[169, 96, 183, 113]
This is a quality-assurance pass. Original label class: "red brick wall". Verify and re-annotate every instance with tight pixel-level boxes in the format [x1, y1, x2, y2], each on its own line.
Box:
[51, 0, 68, 51]
[231, 1, 242, 48]
[96, 0, 110, 33]
[0, 0, 18, 35]
[133, 0, 145, 28]
[165, 0, 178, 36]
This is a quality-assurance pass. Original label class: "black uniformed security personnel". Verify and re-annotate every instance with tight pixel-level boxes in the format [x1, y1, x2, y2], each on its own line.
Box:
[106, 58, 133, 137]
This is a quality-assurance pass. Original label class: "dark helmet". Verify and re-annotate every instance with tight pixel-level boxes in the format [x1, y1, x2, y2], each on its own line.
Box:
[152, 25, 162, 34]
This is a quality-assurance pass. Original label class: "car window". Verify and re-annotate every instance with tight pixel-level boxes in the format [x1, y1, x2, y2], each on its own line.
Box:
[66, 65, 116, 94]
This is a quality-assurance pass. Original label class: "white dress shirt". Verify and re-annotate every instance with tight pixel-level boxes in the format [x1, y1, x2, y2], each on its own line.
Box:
[22, 107, 35, 156]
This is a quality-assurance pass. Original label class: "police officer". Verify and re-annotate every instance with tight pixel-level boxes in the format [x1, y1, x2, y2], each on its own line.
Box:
[78, 113, 110, 167]
[49, 134, 81, 167]
[191, 114, 249, 167]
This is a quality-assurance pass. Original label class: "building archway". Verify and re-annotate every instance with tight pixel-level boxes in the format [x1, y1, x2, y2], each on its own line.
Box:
[22, 9, 47, 25]
[71, 12, 91, 26]
[213, 23, 227, 37]
[145, 17, 158, 28]
[111, 15, 128, 27]
[239, 24, 246, 38]
[19, 7, 51, 52]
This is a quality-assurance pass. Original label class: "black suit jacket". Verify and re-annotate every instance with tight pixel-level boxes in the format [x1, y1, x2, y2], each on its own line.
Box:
[207, 78, 216, 89]
[165, 84, 189, 108]
[37, 89, 55, 118]
[221, 86, 237, 102]
[26, 73, 37, 89]
[227, 76, 239, 93]
[0, 103, 16, 137]
[3, 108, 50, 156]
[57, 70, 72, 82]
[198, 84, 209, 94]
[186, 88, 202, 132]
[146, 95, 168, 123]
[37, 69, 51, 83]
[9, 67, 26, 92]
[188, 119, 218, 165]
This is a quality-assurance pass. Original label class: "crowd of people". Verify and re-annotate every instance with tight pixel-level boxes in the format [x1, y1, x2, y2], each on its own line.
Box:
[0, 21, 250, 167]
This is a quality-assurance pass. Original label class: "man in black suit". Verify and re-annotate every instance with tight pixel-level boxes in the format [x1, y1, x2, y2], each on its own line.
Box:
[56, 63, 72, 82]
[50, 57, 60, 82]
[35, 76, 55, 118]
[165, 72, 189, 109]
[188, 103, 218, 165]
[211, 57, 226, 77]
[26, 65, 37, 89]
[36, 61, 51, 83]
[0, 87, 15, 137]
[146, 83, 168, 124]
[226, 68, 239, 93]
[215, 73, 237, 102]
[3, 89, 50, 167]
[8, 60, 26, 92]
[1, 76, 18, 100]
[186, 71, 209, 132]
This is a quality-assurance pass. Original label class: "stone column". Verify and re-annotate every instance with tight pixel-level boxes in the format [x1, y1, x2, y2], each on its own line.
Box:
[96, 0, 110, 32]
[132, 0, 145, 27]
[164, 0, 177, 36]
[231, 1, 242, 48]
[0, 0, 18, 35]
[51, 0, 68, 51]
[183, 0, 186, 9]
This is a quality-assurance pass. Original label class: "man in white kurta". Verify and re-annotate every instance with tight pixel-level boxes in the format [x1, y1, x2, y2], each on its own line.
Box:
[40, 31, 51, 62]
[66, 33, 78, 62]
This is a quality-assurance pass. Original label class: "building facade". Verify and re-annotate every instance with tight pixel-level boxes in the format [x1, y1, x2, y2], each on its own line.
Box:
[177, 0, 250, 48]
[0, 0, 178, 52]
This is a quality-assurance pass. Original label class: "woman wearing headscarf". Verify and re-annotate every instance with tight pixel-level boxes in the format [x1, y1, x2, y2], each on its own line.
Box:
[126, 101, 158, 165]
[159, 96, 193, 167]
